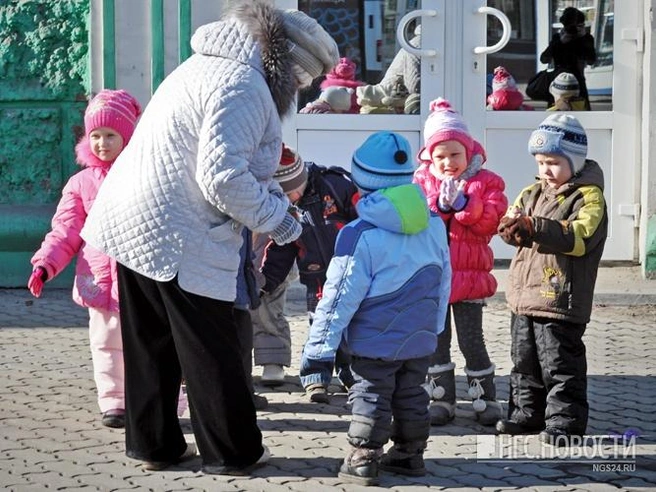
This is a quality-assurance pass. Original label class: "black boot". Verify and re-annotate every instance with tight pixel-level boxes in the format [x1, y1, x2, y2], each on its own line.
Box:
[380, 441, 426, 476]
[496, 419, 544, 435]
[338, 446, 383, 486]
[425, 362, 456, 425]
[465, 365, 502, 426]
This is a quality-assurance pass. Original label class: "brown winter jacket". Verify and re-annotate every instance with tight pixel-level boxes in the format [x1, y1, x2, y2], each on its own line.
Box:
[505, 160, 607, 324]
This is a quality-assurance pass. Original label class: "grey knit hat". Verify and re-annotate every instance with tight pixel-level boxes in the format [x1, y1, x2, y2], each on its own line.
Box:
[528, 114, 588, 174]
[280, 10, 339, 80]
[550, 72, 580, 99]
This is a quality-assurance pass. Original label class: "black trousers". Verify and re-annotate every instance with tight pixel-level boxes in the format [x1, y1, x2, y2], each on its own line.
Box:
[431, 301, 492, 371]
[117, 265, 263, 467]
[234, 308, 255, 397]
[508, 312, 588, 434]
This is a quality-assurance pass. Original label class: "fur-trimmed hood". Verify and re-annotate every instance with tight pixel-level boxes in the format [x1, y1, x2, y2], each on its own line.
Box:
[191, 1, 296, 118]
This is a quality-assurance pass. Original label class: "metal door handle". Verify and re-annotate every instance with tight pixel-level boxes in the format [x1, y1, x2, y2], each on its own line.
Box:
[396, 9, 438, 57]
[473, 6, 511, 54]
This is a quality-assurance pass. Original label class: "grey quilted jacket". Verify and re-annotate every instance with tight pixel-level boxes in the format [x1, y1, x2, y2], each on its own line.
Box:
[81, 3, 298, 301]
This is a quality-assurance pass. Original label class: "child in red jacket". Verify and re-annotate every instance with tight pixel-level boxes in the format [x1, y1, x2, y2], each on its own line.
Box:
[413, 98, 508, 426]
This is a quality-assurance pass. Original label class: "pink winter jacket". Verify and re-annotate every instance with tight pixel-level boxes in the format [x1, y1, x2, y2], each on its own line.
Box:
[413, 164, 508, 303]
[30, 139, 118, 312]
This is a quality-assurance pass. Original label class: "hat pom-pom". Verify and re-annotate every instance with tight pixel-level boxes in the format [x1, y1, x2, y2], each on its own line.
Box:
[429, 97, 453, 113]
[280, 144, 297, 165]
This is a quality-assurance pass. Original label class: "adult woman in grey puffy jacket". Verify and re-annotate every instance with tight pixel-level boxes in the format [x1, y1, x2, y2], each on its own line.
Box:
[81, 0, 338, 475]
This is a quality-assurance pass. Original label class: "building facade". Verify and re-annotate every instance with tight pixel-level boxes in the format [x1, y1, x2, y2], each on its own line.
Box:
[2, 0, 655, 287]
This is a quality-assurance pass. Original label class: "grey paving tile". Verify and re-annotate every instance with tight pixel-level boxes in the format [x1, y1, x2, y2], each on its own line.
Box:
[1, 287, 655, 490]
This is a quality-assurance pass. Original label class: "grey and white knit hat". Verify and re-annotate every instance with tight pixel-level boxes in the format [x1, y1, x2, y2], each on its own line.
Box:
[528, 113, 588, 174]
[549, 72, 580, 100]
[280, 9, 339, 80]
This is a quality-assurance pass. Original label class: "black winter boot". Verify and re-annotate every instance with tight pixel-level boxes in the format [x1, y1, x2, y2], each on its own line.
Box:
[465, 365, 502, 426]
[380, 441, 427, 476]
[424, 362, 456, 426]
[338, 446, 383, 486]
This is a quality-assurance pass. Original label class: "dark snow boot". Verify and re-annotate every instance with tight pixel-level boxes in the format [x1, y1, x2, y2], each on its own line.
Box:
[465, 365, 502, 426]
[380, 441, 427, 476]
[338, 445, 383, 486]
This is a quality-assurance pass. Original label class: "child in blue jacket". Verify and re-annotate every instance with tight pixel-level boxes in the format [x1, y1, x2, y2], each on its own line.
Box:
[300, 132, 451, 485]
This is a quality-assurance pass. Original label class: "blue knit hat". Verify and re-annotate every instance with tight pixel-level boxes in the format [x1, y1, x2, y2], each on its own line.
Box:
[351, 131, 417, 192]
[528, 113, 588, 174]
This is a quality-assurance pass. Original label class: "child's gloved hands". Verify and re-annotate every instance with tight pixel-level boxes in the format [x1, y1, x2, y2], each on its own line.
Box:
[27, 266, 47, 298]
[269, 213, 302, 245]
[438, 178, 467, 211]
[498, 214, 534, 247]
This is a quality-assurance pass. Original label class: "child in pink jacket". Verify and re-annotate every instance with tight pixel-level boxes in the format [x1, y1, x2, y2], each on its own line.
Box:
[28, 89, 141, 428]
[413, 98, 508, 427]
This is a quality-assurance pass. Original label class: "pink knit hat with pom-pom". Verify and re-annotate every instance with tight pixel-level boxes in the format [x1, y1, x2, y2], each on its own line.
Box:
[84, 89, 142, 144]
[325, 57, 356, 81]
[418, 98, 474, 162]
[491, 66, 517, 92]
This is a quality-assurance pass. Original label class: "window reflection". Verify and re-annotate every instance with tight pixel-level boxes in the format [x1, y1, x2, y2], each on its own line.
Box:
[298, 0, 421, 114]
[486, 0, 613, 112]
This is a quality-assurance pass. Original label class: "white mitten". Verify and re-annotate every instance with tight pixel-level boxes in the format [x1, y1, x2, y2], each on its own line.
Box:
[270, 213, 302, 245]
[438, 178, 457, 210]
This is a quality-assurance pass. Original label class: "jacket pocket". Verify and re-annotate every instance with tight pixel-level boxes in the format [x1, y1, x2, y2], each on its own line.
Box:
[207, 220, 242, 242]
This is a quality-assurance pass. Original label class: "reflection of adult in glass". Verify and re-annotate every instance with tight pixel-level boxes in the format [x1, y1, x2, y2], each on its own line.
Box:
[539, 7, 596, 110]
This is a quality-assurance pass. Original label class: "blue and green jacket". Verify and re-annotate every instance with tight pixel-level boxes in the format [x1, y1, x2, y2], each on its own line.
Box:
[302, 184, 451, 362]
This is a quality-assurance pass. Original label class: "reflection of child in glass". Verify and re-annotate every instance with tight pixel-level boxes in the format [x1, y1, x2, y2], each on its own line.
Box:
[28, 90, 141, 429]
[413, 98, 508, 427]
[319, 57, 365, 113]
[486, 66, 532, 111]
[259, 145, 359, 403]
[496, 114, 607, 447]
[301, 132, 451, 485]
[547, 72, 587, 111]
[540, 7, 596, 110]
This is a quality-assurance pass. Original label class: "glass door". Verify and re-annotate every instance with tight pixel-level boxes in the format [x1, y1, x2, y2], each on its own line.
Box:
[470, 0, 639, 260]
[279, 0, 445, 170]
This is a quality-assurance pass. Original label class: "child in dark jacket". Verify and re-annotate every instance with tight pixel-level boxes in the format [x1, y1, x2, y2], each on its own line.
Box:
[496, 114, 608, 447]
[256, 145, 359, 403]
[300, 132, 451, 485]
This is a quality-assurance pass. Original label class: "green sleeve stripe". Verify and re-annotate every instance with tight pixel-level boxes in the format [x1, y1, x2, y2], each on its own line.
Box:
[568, 186, 606, 256]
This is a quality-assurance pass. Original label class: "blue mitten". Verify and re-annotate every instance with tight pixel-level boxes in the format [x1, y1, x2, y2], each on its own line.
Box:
[451, 183, 468, 211]
[270, 213, 302, 245]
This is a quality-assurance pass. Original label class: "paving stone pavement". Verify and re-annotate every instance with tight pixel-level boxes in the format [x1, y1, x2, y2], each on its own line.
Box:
[1, 283, 655, 491]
